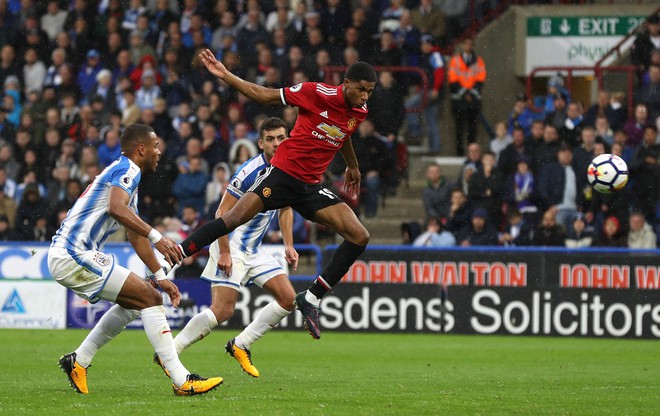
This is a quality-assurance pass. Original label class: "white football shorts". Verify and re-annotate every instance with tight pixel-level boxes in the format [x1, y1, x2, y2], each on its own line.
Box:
[201, 241, 285, 290]
[48, 247, 131, 304]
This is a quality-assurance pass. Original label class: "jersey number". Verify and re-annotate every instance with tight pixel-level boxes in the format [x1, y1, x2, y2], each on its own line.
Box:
[319, 189, 336, 199]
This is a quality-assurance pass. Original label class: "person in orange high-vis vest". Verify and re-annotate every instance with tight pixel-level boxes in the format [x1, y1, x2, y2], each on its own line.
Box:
[448, 37, 486, 156]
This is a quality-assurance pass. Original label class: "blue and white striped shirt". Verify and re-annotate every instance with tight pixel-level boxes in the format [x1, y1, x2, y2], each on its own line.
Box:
[225, 154, 276, 254]
[51, 155, 140, 252]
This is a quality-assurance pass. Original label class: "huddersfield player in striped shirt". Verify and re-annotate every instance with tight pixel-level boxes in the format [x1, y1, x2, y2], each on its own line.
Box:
[49, 124, 222, 396]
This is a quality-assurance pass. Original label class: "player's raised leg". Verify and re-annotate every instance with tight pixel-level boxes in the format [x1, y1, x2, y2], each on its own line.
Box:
[177, 193, 265, 257]
[296, 203, 369, 339]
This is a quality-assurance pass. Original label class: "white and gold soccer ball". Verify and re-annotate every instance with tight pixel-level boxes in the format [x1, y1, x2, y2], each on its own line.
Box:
[587, 153, 628, 194]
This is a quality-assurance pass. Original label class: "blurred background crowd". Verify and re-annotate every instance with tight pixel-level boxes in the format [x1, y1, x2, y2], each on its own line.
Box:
[409, 10, 660, 251]
[0, 0, 656, 267]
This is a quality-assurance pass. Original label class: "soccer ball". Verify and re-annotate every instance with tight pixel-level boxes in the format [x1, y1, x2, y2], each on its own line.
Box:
[587, 153, 628, 194]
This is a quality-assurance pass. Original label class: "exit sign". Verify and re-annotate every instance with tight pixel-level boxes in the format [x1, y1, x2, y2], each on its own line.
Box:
[528, 16, 645, 37]
[525, 15, 646, 73]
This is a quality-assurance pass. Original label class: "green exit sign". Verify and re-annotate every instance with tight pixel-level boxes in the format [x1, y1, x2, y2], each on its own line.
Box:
[528, 16, 645, 37]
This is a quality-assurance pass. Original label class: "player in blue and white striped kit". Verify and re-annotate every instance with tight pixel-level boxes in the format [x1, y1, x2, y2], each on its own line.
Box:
[158, 117, 299, 378]
[49, 123, 222, 396]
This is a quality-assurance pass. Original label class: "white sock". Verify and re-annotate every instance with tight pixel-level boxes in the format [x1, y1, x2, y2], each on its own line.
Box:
[173, 308, 218, 355]
[75, 305, 139, 368]
[305, 290, 321, 307]
[234, 301, 291, 350]
[141, 305, 188, 387]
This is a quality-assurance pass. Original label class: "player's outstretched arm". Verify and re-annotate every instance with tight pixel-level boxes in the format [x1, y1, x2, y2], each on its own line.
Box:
[214, 189, 240, 277]
[108, 187, 183, 266]
[278, 207, 298, 271]
[126, 227, 165, 275]
[199, 48, 281, 105]
[126, 228, 181, 308]
[339, 138, 361, 200]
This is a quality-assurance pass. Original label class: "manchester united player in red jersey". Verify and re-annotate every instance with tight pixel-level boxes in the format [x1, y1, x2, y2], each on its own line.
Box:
[175, 49, 376, 339]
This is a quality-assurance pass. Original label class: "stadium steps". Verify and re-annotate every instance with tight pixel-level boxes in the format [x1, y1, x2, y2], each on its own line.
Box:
[361, 152, 465, 244]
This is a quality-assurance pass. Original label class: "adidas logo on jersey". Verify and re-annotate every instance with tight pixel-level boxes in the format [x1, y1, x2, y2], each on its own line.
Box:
[319, 111, 328, 118]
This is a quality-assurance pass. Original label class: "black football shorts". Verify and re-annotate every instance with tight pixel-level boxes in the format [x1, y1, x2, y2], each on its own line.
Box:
[247, 166, 342, 220]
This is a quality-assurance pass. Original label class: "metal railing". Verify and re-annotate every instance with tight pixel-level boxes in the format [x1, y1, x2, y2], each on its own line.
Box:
[289, 243, 323, 281]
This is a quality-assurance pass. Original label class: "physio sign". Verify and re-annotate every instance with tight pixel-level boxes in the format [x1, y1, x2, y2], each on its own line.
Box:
[525, 15, 645, 73]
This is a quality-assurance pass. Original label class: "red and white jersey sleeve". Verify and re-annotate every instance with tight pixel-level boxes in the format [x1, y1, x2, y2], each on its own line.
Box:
[279, 82, 318, 110]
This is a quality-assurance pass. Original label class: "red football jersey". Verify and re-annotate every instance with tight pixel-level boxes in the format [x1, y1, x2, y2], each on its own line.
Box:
[270, 82, 368, 184]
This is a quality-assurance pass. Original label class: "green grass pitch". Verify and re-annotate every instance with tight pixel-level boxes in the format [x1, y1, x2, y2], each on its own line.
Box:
[0, 329, 658, 415]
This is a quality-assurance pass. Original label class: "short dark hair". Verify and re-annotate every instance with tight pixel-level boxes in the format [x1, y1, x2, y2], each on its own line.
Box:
[507, 206, 521, 220]
[345, 61, 376, 83]
[630, 210, 646, 219]
[558, 143, 572, 153]
[424, 216, 443, 229]
[259, 117, 288, 138]
[120, 123, 154, 152]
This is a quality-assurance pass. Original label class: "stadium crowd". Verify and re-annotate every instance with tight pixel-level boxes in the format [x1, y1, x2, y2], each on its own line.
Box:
[413, 12, 660, 249]
[0, 1, 657, 256]
[0, 0, 471, 247]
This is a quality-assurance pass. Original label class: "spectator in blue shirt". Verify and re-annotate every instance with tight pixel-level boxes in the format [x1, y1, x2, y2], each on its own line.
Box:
[507, 93, 539, 137]
[412, 217, 456, 247]
[172, 155, 208, 215]
[76, 49, 103, 99]
[97, 129, 122, 168]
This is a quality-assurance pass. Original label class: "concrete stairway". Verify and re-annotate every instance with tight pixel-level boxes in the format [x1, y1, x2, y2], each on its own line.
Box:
[360, 149, 466, 245]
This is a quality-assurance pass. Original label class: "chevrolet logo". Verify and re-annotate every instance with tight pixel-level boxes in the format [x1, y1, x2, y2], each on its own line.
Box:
[317, 123, 346, 140]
